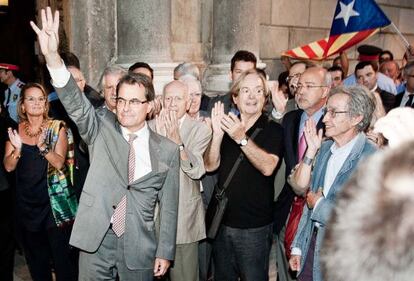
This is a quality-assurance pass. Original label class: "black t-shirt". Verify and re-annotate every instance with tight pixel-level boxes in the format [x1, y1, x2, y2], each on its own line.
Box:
[218, 114, 284, 228]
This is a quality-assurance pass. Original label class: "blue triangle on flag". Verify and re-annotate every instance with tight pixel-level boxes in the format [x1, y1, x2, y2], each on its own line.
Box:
[330, 0, 391, 36]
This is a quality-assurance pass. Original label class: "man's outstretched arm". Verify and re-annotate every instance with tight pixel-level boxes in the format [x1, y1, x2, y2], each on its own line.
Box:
[31, 7, 99, 144]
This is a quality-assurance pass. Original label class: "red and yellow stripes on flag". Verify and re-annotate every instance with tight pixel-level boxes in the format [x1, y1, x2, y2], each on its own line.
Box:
[282, 38, 328, 60]
[323, 28, 379, 57]
[282, 28, 379, 60]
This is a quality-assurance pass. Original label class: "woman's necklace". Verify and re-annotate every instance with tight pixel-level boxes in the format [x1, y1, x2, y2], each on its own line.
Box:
[23, 120, 46, 138]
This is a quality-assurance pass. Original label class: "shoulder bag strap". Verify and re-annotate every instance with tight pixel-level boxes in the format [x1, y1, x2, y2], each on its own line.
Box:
[218, 127, 263, 196]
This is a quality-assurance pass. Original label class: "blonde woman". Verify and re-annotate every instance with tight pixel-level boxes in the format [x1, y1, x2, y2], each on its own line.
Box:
[4, 83, 77, 281]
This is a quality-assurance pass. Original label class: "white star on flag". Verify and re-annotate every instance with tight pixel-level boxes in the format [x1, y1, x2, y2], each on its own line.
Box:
[335, 0, 360, 26]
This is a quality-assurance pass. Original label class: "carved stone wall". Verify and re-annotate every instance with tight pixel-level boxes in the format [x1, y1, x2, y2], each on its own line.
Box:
[55, 0, 414, 90]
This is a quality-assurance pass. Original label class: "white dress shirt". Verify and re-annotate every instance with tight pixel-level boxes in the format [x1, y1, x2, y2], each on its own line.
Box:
[320, 133, 360, 199]
[120, 124, 152, 181]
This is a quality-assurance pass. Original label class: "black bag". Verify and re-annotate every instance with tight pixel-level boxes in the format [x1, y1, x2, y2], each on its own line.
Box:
[205, 184, 229, 239]
[205, 128, 261, 239]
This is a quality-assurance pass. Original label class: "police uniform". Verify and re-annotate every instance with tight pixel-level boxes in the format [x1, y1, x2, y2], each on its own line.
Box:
[0, 63, 25, 123]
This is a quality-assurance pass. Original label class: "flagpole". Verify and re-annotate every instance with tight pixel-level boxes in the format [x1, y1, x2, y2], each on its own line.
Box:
[389, 22, 410, 48]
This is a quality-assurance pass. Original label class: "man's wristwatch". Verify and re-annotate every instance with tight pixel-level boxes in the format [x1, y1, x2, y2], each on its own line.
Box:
[303, 155, 313, 166]
[178, 144, 185, 151]
[239, 137, 248, 147]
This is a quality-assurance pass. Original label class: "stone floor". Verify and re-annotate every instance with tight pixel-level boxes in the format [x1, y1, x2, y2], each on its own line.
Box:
[14, 239, 278, 281]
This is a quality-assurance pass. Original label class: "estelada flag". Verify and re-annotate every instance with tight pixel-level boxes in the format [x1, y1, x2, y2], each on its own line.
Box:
[282, 0, 391, 60]
[323, 0, 391, 57]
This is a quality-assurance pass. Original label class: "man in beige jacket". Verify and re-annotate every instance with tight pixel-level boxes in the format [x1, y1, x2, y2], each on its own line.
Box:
[152, 80, 212, 281]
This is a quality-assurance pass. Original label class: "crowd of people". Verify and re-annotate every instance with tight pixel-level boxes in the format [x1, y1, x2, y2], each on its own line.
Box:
[1, 6, 414, 281]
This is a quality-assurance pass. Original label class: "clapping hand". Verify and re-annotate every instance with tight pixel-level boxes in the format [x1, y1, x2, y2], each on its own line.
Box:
[164, 110, 182, 144]
[221, 112, 246, 144]
[148, 96, 163, 120]
[37, 127, 48, 150]
[155, 108, 167, 136]
[7, 128, 22, 151]
[303, 118, 323, 157]
[269, 80, 288, 114]
[210, 101, 225, 137]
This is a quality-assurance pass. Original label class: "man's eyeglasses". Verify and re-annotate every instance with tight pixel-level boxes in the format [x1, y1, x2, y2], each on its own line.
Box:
[25, 97, 47, 103]
[239, 87, 265, 96]
[116, 97, 148, 107]
[296, 83, 328, 91]
[323, 108, 349, 118]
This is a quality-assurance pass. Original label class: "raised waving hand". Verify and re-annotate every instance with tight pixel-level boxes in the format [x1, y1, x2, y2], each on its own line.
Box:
[30, 7, 62, 67]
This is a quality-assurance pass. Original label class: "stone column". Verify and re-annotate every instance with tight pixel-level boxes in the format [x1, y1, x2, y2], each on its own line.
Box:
[117, 0, 175, 94]
[171, 0, 203, 62]
[69, 0, 117, 89]
[203, 0, 263, 95]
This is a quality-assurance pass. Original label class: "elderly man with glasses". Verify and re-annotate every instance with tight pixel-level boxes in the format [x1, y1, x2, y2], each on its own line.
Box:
[288, 85, 377, 281]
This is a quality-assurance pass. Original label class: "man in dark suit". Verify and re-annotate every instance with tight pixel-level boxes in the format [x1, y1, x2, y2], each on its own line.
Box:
[275, 67, 330, 280]
[355, 61, 396, 113]
[395, 62, 414, 108]
[32, 7, 180, 280]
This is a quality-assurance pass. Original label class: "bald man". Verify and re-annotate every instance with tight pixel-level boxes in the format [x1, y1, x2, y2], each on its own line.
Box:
[151, 81, 212, 281]
[275, 67, 330, 281]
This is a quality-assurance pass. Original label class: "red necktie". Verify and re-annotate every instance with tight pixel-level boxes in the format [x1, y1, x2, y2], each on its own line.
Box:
[112, 134, 137, 237]
[297, 131, 307, 161]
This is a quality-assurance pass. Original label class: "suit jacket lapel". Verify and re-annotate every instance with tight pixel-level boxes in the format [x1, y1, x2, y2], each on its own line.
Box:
[99, 116, 129, 186]
[311, 141, 332, 192]
[149, 129, 161, 173]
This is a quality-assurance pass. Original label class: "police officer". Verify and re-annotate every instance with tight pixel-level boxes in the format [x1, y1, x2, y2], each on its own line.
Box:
[0, 63, 25, 123]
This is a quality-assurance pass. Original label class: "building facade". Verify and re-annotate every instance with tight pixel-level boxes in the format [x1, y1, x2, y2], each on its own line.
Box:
[34, 0, 414, 94]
